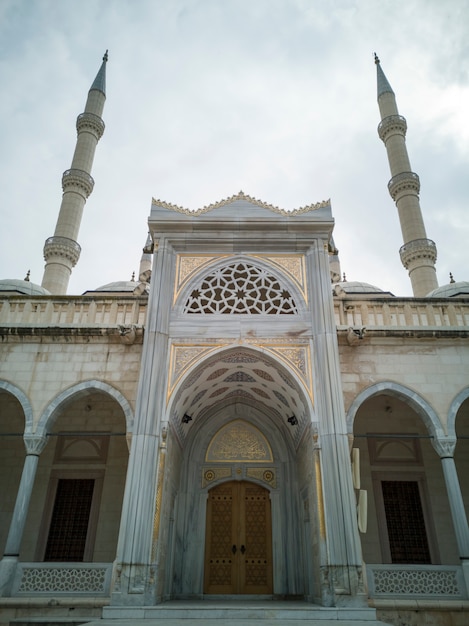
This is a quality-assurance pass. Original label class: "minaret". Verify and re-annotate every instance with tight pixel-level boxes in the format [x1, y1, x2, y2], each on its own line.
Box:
[375, 54, 438, 297]
[41, 52, 108, 294]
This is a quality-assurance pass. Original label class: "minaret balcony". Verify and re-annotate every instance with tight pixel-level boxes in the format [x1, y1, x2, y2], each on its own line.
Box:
[43, 236, 82, 266]
[387, 171, 420, 200]
[62, 168, 95, 197]
[399, 238, 437, 269]
[76, 112, 105, 140]
[378, 114, 407, 142]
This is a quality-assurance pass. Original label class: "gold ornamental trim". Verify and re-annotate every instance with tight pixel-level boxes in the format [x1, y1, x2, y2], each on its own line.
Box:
[253, 254, 307, 303]
[206, 420, 273, 463]
[174, 254, 228, 304]
[152, 191, 330, 216]
[151, 446, 166, 560]
[315, 452, 326, 540]
[245, 341, 313, 404]
[168, 341, 232, 400]
[202, 466, 232, 488]
[246, 467, 277, 488]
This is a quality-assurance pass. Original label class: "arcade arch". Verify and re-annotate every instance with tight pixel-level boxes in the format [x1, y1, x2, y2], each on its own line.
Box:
[350, 385, 459, 568]
[20, 383, 130, 563]
[0, 386, 27, 555]
[160, 346, 321, 600]
[453, 390, 469, 517]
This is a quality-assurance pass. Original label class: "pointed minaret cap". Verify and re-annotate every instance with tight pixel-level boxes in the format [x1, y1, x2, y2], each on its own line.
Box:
[139, 232, 153, 282]
[374, 53, 394, 98]
[90, 50, 108, 96]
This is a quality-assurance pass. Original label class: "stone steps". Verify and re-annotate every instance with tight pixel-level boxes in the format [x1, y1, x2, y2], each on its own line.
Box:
[86, 601, 389, 625]
[9, 601, 391, 626]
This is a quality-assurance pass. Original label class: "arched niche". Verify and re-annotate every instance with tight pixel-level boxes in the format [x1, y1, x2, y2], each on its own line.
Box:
[351, 385, 458, 567]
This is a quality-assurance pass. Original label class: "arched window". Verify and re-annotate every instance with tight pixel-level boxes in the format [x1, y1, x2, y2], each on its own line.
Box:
[183, 262, 297, 314]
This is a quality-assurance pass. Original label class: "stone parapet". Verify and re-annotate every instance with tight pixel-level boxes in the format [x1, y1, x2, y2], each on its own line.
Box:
[0, 296, 147, 328]
[334, 297, 469, 331]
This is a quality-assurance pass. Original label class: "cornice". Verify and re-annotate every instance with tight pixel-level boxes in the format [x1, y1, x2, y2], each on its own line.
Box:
[151, 190, 330, 216]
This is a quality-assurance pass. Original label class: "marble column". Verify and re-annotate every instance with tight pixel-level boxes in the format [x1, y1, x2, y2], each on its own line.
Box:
[432, 437, 469, 594]
[0, 434, 48, 596]
[112, 238, 175, 605]
[305, 239, 365, 605]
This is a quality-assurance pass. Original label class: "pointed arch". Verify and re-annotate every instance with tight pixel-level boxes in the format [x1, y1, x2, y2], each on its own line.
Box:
[35, 380, 134, 436]
[447, 387, 469, 438]
[346, 381, 445, 439]
[0, 380, 33, 432]
[174, 255, 306, 315]
[167, 342, 314, 449]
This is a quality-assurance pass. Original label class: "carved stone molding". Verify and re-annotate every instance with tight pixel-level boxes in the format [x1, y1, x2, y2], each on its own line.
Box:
[23, 434, 48, 455]
[399, 238, 438, 269]
[76, 112, 105, 140]
[254, 254, 307, 302]
[174, 254, 224, 300]
[62, 168, 95, 198]
[387, 171, 420, 201]
[169, 343, 228, 394]
[378, 114, 407, 142]
[152, 190, 330, 216]
[431, 437, 456, 458]
[43, 236, 81, 267]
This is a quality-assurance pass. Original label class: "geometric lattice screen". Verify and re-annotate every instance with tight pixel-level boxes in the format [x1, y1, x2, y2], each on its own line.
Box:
[183, 262, 297, 314]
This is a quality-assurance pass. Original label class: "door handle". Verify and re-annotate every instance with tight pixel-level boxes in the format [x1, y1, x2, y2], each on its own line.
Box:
[240, 544, 246, 554]
[232, 545, 237, 554]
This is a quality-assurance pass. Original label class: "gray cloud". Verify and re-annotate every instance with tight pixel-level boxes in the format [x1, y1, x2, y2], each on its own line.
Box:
[1, 0, 468, 296]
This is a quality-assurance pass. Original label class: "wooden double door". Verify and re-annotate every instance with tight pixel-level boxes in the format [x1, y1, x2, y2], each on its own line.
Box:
[204, 480, 273, 594]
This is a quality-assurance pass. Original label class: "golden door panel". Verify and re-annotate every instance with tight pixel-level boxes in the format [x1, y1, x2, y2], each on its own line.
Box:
[204, 481, 272, 594]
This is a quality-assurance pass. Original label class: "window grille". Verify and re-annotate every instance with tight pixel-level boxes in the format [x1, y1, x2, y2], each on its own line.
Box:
[382, 480, 431, 564]
[44, 479, 95, 562]
[183, 262, 297, 314]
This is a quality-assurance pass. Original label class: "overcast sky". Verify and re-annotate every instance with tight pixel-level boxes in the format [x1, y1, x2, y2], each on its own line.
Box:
[0, 0, 468, 297]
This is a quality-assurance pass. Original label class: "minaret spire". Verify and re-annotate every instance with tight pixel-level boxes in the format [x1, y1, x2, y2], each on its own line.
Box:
[41, 52, 108, 294]
[375, 54, 438, 297]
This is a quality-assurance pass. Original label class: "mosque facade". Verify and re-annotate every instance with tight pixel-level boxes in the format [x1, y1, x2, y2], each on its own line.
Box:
[0, 54, 468, 626]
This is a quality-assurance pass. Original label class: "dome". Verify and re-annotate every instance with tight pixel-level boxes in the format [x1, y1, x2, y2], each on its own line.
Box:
[0, 278, 50, 296]
[83, 280, 149, 296]
[95, 280, 139, 292]
[333, 281, 394, 298]
[426, 281, 469, 298]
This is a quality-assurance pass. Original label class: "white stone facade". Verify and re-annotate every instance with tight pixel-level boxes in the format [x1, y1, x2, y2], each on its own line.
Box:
[1, 197, 468, 626]
[1, 56, 469, 626]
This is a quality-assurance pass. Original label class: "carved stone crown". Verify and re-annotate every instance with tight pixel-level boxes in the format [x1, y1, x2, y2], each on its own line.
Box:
[151, 190, 330, 216]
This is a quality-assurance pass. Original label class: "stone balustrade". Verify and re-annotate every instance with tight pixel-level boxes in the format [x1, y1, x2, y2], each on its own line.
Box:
[334, 298, 469, 331]
[0, 296, 147, 328]
[1, 295, 468, 333]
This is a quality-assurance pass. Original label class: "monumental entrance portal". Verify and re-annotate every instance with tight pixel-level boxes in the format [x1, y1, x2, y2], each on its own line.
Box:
[108, 196, 364, 608]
